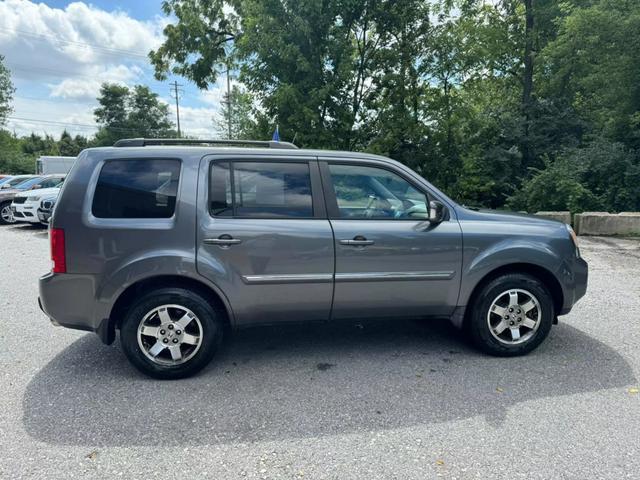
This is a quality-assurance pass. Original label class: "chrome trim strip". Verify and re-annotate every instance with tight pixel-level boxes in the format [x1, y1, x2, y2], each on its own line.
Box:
[335, 271, 454, 282]
[242, 273, 334, 285]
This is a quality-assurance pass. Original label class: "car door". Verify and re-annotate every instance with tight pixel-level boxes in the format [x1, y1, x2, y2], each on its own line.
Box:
[196, 155, 335, 326]
[320, 159, 463, 320]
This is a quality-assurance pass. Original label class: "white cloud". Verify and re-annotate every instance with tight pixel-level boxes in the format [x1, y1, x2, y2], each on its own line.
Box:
[0, 0, 164, 73]
[48, 64, 143, 99]
[0, 0, 226, 139]
[170, 104, 218, 138]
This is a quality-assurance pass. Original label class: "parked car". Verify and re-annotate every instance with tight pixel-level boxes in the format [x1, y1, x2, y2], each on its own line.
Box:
[39, 138, 588, 379]
[0, 175, 64, 225]
[0, 174, 37, 190]
[37, 195, 57, 225]
[11, 186, 62, 224]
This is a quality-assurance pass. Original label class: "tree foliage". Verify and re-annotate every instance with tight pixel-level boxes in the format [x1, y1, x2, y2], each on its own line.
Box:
[93, 83, 175, 146]
[0, 130, 89, 174]
[213, 84, 256, 139]
[0, 55, 15, 127]
[150, 0, 640, 213]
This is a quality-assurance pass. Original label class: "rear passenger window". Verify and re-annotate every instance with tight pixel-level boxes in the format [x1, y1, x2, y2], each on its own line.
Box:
[209, 161, 313, 218]
[92, 159, 180, 218]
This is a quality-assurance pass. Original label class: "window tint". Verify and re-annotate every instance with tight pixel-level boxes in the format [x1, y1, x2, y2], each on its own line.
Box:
[329, 164, 428, 220]
[92, 159, 180, 218]
[209, 161, 313, 218]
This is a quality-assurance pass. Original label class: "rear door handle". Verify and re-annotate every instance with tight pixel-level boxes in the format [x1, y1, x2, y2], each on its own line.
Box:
[339, 236, 374, 246]
[204, 235, 242, 246]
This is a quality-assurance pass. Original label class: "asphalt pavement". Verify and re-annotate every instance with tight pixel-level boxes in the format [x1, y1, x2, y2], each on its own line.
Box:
[0, 223, 638, 479]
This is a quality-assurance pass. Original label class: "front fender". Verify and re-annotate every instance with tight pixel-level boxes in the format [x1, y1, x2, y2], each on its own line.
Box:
[457, 239, 568, 308]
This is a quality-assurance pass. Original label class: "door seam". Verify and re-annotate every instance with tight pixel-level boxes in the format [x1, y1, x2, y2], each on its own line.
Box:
[315, 158, 336, 322]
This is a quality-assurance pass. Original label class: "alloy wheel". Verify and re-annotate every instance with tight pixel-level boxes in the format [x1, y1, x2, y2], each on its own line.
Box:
[137, 304, 203, 366]
[486, 289, 541, 345]
[1, 204, 15, 224]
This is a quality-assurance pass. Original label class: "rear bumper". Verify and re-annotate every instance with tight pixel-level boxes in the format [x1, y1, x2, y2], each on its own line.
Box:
[39, 272, 114, 343]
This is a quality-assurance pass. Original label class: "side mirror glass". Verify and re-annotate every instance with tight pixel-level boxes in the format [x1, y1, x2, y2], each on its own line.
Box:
[428, 200, 445, 223]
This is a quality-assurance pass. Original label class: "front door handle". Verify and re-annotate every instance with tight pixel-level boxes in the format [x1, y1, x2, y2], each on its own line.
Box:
[204, 234, 242, 246]
[339, 235, 374, 246]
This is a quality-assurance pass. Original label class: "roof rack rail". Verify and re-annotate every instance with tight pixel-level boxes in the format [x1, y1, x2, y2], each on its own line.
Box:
[113, 138, 299, 149]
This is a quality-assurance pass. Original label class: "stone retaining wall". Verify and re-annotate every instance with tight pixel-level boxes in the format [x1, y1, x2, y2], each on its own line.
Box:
[574, 212, 640, 236]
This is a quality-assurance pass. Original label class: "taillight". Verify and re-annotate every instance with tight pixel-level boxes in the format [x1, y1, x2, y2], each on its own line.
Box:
[50, 228, 66, 273]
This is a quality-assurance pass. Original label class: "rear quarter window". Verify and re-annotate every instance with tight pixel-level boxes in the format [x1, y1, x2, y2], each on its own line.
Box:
[92, 159, 181, 219]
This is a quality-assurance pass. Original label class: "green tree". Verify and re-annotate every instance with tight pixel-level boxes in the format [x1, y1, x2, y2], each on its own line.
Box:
[57, 130, 88, 156]
[147, 0, 640, 213]
[508, 139, 640, 213]
[213, 84, 256, 139]
[0, 130, 33, 174]
[20, 133, 59, 156]
[0, 55, 14, 127]
[93, 83, 175, 146]
[542, 0, 640, 149]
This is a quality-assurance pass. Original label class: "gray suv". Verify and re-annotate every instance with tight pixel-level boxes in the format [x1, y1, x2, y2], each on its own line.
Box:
[39, 139, 588, 379]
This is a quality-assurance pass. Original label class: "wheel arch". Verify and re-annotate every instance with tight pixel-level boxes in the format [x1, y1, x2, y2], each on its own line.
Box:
[458, 263, 564, 330]
[104, 275, 234, 344]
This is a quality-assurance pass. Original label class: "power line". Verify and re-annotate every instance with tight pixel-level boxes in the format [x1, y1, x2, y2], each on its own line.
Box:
[7, 62, 158, 83]
[14, 94, 94, 105]
[0, 26, 152, 59]
[8, 62, 203, 102]
[7, 116, 141, 133]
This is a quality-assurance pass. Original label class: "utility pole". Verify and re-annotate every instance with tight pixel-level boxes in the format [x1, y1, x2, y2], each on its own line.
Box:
[225, 60, 232, 139]
[170, 81, 183, 138]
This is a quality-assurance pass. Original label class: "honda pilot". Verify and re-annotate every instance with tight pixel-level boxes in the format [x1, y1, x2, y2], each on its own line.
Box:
[39, 139, 588, 379]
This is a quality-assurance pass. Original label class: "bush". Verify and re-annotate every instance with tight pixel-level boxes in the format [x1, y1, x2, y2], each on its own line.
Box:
[508, 139, 640, 213]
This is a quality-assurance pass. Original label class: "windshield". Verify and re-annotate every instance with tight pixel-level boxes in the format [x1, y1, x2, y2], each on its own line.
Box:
[1, 176, 35, 188]
[12, 177, 45, 190]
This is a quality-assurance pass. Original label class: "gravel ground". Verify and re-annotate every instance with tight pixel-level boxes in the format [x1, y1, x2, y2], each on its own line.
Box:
[0, 223, 639, 480]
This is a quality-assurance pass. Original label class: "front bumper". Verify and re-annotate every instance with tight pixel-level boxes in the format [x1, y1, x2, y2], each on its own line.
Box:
[37, 208, 53, 224]
[12, 202, 40, 223]
[559, 256, 588, 315]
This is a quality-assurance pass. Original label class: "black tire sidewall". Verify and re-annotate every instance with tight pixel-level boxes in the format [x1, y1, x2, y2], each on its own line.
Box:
[469, 274, 554, 356]
[120, 288, 223, 379]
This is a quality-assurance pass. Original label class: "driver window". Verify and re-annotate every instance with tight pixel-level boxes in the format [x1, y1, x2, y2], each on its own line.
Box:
[328, 164, 428, 220]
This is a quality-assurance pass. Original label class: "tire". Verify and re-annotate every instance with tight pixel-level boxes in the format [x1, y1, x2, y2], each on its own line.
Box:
[467, 273, 554, 356]
[0, 202, 15, 225]
[119, 288, 224, 379]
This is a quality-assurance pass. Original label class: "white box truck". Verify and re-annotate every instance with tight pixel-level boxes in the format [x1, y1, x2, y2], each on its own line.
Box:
[36, 156, 76, 175]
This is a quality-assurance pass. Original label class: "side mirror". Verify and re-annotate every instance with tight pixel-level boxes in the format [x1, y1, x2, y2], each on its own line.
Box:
[428, 200, 445, 223]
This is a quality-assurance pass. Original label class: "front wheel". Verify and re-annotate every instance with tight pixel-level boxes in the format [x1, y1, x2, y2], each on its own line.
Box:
[468, 273, 554, 356]
[120, 288, 224, 379]
[0, 202, 15, 225]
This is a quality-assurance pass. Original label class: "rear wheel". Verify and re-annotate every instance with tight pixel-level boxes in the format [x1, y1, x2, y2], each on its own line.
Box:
[468, 273, 554, 356]
[0, 202, 15, 225]
[119, 288, 224, 379]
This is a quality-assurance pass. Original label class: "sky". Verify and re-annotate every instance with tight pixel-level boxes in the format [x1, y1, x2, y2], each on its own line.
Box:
[0, 0, 230, 139]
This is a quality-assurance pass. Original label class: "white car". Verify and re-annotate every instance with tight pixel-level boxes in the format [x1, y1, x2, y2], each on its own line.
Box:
[11, 187, 61, 224]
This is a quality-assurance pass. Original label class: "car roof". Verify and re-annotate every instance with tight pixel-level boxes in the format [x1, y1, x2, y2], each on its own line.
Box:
[86, 145, 394, 163]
